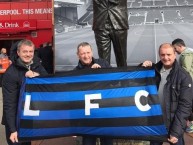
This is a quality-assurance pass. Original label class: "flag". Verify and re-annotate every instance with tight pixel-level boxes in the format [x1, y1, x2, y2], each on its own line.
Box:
[17, 67, 168, 141]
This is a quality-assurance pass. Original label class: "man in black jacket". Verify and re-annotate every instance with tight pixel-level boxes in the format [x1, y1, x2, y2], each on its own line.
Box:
[75, 42, 113, 145]
[75, 42, 111, 70]
[1, 39, 48, 145]
[142, 43, 193, 145]
[38, 42, 54, 74]
[93, 0, 128, 67]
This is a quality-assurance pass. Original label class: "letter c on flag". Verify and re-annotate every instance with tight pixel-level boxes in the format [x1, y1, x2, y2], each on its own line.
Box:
[135, 90, 151, 111]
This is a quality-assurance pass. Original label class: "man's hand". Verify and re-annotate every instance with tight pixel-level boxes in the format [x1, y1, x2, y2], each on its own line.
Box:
[142, 60, 153, 67]
[91, 63, 101, 69]
[168, 135, 178, 144]
[10, 132, 18, 143]
[25, 70, 40, 78]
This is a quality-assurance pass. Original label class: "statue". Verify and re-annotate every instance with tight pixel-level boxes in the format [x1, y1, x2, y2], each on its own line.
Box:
[93, 0, 129, 67]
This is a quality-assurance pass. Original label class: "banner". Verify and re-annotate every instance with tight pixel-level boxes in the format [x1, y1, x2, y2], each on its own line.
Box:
[17, 67, 168, 141]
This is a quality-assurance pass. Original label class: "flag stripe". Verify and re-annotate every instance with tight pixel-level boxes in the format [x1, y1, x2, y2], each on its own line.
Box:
[24, 95, 159, 110]
[19, 125, 167, 137]
[26, 69, 155, 84]
[20, 116, 164, 128]
[26, 78, 155, 92]
[23, 85, 158, 102]
[21, 105, 162, 120]
[19, 135, 167, 142]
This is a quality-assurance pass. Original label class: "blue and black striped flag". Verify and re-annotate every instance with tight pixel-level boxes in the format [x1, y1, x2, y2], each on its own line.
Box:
[17, 67, 168, 141]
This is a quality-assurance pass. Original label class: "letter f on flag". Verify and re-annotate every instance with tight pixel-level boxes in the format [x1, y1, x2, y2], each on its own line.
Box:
[85, 94, 102, 115]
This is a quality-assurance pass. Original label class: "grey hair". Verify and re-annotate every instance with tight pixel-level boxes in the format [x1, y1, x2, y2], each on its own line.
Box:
[77, 42, 92, 53]
[17, 39, 35, 51]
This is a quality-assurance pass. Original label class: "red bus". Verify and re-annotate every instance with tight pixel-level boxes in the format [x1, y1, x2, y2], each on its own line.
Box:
[0, 0, 53, 73]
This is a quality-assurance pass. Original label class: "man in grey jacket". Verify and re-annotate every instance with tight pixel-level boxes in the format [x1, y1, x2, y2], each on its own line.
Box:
[93, 0, 129, 67]
[172, 38, 193, 134]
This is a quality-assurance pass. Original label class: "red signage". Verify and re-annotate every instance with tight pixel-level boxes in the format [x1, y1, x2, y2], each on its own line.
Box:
[0, 1, 53, 49]
[0, 2, 52, 20]
[0, 20, 37, 33]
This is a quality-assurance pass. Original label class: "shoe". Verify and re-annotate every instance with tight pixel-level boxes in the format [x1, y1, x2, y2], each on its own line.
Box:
[186, 122, 193, 133]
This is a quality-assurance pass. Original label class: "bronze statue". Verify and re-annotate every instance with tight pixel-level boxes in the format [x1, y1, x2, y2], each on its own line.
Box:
[93, 0, 129, 67]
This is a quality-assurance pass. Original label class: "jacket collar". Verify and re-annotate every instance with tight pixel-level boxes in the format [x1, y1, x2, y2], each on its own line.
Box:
[77, 57, 95, 69]
[155, 59, 178, 74]
[15, 56, 41, 70]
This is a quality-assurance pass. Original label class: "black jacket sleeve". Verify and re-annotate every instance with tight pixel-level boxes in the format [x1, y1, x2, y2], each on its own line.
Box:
[169, 71, 193, 138]
[2, 67, 20, 133]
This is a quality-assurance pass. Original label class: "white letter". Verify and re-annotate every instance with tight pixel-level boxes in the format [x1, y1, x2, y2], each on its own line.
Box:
[135, 90, 151, 111]
[23, 94, 40, 116]
[85, 94, 102, 116]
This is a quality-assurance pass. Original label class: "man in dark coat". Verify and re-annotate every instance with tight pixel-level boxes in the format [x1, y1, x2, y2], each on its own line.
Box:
[75, 42, 113, 145]
[93, 0, 129, 67]
[38, 42, 54, 74]
[1, 39, 48, 145]
[142, 43, 193, 145]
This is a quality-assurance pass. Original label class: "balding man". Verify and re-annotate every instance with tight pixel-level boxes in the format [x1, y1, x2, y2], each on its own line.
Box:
[142, 43, 193, 145]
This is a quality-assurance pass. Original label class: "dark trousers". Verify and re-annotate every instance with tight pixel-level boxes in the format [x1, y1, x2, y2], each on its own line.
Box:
[188, 113, 193, 121]
[82, 136, 113, 145]
[5, 126, 31, 145]
[150, 136, 184, 145]
[188, 99, 193, 121]
[94, 28, 128, 67]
